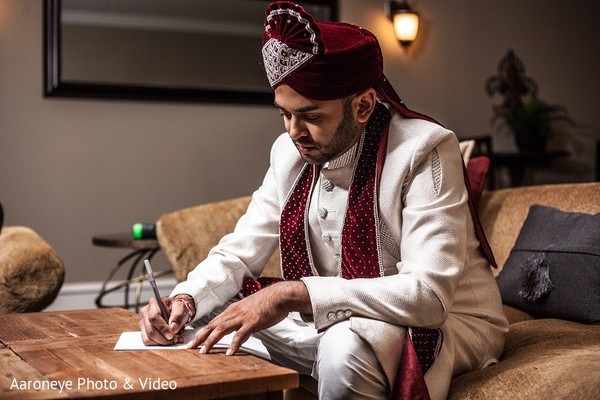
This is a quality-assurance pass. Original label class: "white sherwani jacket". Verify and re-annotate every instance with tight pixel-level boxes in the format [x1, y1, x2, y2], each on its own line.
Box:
[172, 105, 508, 399]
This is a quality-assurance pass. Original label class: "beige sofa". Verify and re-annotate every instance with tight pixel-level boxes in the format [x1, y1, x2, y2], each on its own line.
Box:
[157, 182, 600, 399]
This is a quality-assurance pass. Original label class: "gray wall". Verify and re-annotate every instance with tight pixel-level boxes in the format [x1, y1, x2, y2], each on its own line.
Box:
[1, 0, 599, 283]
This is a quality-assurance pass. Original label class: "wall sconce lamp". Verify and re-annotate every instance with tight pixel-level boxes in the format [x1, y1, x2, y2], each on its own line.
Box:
[386, 1, 420, 50]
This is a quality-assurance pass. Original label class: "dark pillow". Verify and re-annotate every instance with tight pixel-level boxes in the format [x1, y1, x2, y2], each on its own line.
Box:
[496, 205, 600, 324]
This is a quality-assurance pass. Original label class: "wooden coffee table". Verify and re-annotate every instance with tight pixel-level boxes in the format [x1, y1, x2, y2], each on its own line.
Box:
[0, 308, 298, 399]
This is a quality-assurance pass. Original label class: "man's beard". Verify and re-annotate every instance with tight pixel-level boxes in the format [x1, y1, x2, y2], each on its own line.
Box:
[296, 99, 362, 165]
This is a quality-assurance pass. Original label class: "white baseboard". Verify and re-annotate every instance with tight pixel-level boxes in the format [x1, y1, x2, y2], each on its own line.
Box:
[45, 277, 178, 312]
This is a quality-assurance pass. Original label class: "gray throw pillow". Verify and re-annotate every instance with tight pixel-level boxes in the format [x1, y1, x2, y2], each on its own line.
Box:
[496, 205, 600, 324]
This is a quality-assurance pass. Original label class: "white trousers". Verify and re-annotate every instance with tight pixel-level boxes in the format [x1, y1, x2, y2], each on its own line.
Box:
[253, 313, 391, 400]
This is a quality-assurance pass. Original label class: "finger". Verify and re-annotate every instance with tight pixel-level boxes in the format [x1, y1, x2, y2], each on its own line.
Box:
[191, 323, 235, 353]
[139, 305, 166, 345]
[225, 328, 252, 356]
[139, 318, 162, 346]
[143, 298, 175, 344]
[167, 298, 189, 335]
[187, 325, 210, 349]
[153, 297, 176, 339]
[172, 333, 185, 344]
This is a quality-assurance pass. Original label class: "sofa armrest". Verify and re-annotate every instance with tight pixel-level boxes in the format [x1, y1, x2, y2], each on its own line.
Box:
[157, 196, 252, 282]
[157, 196, 281, 282]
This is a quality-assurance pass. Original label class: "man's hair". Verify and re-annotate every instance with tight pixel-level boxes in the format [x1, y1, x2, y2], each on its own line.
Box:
[342, 94, 356, 109]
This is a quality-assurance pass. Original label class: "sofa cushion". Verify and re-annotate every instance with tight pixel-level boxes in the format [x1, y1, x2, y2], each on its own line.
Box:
[459, 139, 475, 164]
[466, 156, 490, 207]
[478, 182, 600, 276]
[496, 205, 600, 323]
[448, 319, 600, 399]
[502, 305, 534, 325]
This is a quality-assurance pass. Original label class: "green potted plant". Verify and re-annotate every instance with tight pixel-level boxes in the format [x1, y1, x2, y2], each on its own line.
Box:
[486, 50, 574, 152]
[493, 97, 573, 152]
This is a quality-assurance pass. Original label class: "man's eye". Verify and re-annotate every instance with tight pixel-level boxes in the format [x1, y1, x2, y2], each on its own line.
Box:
[304, 114, 320, 121]
[280, 112, 291, 120]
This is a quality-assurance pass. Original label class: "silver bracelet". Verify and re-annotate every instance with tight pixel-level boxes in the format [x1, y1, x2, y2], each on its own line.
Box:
[175, 295, 195, 324]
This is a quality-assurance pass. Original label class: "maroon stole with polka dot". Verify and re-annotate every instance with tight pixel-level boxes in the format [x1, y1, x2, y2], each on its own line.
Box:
[280, 103, 391, 281]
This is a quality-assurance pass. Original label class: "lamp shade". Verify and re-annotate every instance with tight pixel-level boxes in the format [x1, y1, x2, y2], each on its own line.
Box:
[393, 12, 419, 43]
[387, 1, 420, 49]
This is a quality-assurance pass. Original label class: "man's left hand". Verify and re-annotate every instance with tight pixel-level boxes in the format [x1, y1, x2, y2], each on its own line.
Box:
[187, 280, 311, 355]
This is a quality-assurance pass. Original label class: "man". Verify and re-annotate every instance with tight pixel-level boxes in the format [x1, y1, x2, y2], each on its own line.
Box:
[140, 2, 508, 399]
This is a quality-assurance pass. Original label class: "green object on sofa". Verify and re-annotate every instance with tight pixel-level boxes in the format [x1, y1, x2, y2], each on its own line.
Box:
[0, 225, 65, 314]
[156, 182, 600, 399]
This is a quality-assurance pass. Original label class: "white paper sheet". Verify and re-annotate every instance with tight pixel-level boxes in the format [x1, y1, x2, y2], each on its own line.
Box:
[114, 326, 271, 360]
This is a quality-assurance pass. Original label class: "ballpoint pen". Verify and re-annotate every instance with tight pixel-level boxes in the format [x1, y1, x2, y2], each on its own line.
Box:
[144, 259, 170, 326]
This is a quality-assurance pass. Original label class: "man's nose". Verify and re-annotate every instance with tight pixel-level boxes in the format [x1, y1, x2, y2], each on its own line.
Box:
[288, 116, 307, 140]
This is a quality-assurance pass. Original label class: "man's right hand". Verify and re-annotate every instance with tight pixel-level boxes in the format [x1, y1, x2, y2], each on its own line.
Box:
[139, 296, 192, 345]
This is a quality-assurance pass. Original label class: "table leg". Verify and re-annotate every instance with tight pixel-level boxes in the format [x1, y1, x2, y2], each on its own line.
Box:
[95, 248, 159, 310]
[124, 248, 159, 309]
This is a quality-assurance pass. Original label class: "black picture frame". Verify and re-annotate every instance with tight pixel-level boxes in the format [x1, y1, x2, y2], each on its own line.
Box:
[43, 0, 338, 105]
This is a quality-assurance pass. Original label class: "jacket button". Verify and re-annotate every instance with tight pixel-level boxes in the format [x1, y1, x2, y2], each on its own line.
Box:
[336, 311, 345, 319]
[318, 207, 328, 219]
[322, 180, 335, 192]
[321, 233, 332, 242]
[327, 312, 336, 320]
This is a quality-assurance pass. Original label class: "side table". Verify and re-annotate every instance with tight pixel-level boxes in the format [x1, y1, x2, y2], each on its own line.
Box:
[92, 233, 169, 312]
[491, 150, 570, 187]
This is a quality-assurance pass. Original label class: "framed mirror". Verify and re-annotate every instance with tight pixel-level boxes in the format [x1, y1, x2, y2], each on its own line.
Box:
[44, 0, 338, 104]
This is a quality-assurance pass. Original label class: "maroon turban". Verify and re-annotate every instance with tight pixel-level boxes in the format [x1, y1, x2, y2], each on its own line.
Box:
[262, 1, 438, 123]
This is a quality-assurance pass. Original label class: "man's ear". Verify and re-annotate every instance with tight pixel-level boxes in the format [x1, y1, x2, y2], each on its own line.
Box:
[354, 88, 378, 124]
